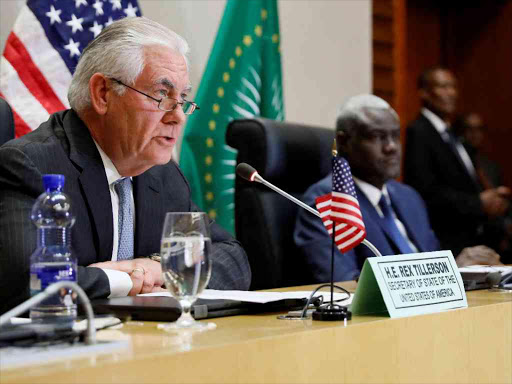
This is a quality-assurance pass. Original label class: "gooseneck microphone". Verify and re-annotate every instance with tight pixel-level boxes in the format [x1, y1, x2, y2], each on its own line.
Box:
[236, 163, 324, 219]
[235, 163, 382, 258]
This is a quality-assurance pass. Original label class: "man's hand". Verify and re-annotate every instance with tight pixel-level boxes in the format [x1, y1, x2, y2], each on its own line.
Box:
[88, 258, 166, 295]
[480, 188, 510, 218]
[455, 245, 502, 267]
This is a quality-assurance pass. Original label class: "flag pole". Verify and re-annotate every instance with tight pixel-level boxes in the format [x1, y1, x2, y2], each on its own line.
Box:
[330, 141, 337, 309]
[312, 139, 351, 321]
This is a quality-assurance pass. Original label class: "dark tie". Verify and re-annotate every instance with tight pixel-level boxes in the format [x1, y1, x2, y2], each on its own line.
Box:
[114, 178, 134, 260]
[378, 195, 414, 254]
[444, 130, 478, 182]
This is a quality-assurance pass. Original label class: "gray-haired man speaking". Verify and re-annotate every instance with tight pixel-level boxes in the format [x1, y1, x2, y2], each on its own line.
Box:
[0, 17, 250, 314]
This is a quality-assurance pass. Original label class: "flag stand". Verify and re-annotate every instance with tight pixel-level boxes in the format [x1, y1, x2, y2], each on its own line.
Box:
[312, 218, 352, 321]
[312, 143, 352, 321]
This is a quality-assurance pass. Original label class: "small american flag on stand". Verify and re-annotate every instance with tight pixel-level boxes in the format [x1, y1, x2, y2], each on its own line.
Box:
[0, 0, 141, 138]
[315, 156, 366, 253]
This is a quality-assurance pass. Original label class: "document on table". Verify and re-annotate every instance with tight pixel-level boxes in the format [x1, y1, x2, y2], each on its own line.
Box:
[140, 289, 353, 305]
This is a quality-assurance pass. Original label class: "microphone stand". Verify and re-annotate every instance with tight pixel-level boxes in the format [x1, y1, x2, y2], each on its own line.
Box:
[236, 161, 382, 321]
[251, 170, 382, 257]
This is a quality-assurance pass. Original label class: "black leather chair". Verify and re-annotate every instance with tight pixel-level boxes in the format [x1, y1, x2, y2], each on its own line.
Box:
[226, 118, 334, 290]
[0, 97, 15, 146]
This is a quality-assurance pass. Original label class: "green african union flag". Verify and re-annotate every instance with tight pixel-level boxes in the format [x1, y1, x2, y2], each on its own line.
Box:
[180, 0, 284, 234]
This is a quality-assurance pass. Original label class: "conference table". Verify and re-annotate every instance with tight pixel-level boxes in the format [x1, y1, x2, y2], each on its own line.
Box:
[1, 282, 511, 384]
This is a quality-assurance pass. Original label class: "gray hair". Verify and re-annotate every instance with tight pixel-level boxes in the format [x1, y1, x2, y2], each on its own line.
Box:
[335, 94, 399, 134]
[68, 17, 189, 113]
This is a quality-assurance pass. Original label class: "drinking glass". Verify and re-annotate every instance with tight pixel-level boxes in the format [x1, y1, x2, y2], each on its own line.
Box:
[159, 212, 214, 331]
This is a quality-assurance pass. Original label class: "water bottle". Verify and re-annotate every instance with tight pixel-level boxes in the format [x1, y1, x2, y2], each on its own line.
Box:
[29, 174, 77, 320]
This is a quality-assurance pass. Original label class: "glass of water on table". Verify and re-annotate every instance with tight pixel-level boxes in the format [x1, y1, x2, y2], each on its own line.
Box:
[159, 212, 215, 331]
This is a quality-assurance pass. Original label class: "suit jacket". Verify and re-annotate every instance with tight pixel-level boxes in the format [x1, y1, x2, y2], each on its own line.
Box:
[404, 113, 485, 254]
[0, 110, 251, 314]
[294, 175, 440, 283]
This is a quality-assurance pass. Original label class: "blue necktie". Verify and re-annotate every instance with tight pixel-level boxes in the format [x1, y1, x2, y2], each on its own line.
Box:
[114, 178, 134, 260]
[378, 195, 414, 255]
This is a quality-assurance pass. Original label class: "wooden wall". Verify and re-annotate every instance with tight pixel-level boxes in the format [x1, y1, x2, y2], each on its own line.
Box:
[443, 2, 512, 188]
[373, 0, 512, 187]
[372, 0, 406, 124]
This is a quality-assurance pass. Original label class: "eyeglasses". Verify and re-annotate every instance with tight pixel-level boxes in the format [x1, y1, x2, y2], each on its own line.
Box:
[111, 78, 199, 115]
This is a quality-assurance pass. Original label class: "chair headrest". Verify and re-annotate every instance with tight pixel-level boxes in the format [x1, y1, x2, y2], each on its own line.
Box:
[226, 118, 334, 192]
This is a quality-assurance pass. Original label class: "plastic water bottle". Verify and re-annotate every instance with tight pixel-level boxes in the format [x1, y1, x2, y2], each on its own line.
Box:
[29, 174, 77, 320]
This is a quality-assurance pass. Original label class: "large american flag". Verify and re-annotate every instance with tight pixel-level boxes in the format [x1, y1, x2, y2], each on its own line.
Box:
[0, 0, 141, 138]
[315, 156, 366, 253]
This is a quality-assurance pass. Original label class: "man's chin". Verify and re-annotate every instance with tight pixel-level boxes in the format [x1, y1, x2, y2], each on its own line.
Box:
[386, 168, 401, 181]
[148, 152, 174, 166]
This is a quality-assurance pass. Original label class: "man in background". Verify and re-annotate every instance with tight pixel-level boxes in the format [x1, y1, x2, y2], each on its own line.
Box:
[454, 112, 512, 262]
[0, 17, 251, 314]
[404, 67, 510, 257]
[455, 113, 503, 188]
[294, 94, 500, 282]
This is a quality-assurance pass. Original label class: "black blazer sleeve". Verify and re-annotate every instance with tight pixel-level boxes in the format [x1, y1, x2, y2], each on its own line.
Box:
[206, 215, 252, 290]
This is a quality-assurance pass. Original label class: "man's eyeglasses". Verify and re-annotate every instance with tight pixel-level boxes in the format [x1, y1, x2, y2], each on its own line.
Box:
[111, 78, 199, 115]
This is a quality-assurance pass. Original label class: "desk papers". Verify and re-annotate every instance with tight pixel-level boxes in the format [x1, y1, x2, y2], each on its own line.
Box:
[140, 290, 353, 305]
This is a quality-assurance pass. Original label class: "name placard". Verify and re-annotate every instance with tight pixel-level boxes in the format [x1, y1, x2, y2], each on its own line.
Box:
[352, 251, 467, 318]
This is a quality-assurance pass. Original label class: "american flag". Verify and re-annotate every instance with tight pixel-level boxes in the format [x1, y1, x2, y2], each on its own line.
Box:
[0, 0, 141, 138]
[315, 156, 366, 253]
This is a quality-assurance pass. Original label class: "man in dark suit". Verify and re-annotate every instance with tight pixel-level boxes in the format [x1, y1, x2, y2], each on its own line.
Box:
[0, 17, 250, 314]
[294, 94, 500, 282]
[404, 67, 510, 257]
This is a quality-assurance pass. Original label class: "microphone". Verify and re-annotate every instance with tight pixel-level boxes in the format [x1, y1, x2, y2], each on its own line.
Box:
[236, 163, 382, 258]
[236, 163, 324, 219]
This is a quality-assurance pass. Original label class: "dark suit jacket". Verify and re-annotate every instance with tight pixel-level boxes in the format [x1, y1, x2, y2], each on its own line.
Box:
[0, 110, 251, 314]
[404, 113, 485, 254]
[294, 175, 440, 283]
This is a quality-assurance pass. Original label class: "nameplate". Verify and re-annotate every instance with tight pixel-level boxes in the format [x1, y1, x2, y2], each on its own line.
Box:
[351, 251, 467, 318]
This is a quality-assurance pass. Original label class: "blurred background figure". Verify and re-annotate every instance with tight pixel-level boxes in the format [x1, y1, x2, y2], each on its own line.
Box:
[454, 112, 512, 263]
[405, 67, 511, 262]
[454, 113, 502, 189]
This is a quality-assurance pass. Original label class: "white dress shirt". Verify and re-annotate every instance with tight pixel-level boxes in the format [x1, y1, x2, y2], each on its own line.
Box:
[353, 177, 418, 253]
[92, 141, 135, 297]
[421, 108, 477, 179]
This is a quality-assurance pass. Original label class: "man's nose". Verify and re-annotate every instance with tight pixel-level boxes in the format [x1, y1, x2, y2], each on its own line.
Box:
[383, 135, 400, 152]
[162, 104, 186, 125]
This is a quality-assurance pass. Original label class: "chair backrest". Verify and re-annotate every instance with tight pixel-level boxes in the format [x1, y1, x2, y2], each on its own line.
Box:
[226, 118, 334, 289]
[0, 98, 15, 146]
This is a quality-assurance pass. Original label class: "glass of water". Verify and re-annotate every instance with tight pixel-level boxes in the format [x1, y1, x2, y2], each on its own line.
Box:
[159, 212, 214, 331]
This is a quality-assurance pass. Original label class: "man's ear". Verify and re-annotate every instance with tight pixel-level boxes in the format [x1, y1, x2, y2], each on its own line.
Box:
[89, 73, 110, 115]
[336, 130, 349, 155]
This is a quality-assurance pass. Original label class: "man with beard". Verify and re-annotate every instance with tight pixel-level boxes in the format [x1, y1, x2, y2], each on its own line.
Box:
[294, 94, 500, 282]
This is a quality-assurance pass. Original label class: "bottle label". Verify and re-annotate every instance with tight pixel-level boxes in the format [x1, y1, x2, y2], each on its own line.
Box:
[30, 262, 77, 295]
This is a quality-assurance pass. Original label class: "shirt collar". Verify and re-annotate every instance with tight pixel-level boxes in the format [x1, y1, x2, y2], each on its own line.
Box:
[92, 140, 123, 186]
[421, 107, 448, 135]
[353, 176, 389, 209]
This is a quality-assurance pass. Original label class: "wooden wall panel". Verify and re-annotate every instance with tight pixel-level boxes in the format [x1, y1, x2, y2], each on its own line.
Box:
[403, 1, 442, 127]
[443, 2, 512, 188]
[372, 0, 393, 107]
[373, 0, 512, 186]
[372, 0, 406, 125]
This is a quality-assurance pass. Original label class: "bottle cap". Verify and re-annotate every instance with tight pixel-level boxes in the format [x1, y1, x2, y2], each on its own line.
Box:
[42, 174, 65, 191]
